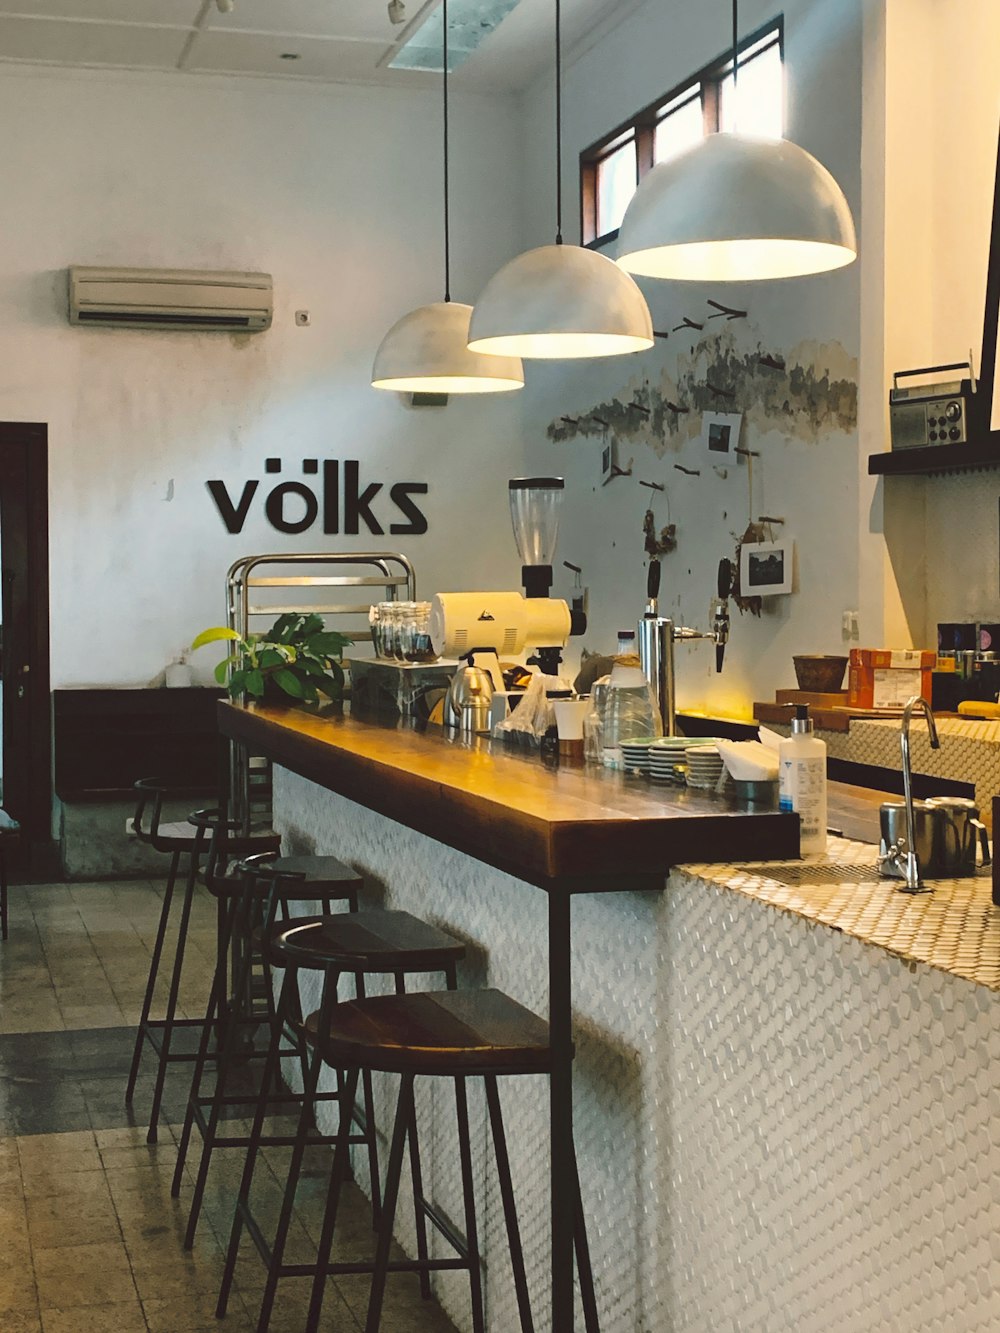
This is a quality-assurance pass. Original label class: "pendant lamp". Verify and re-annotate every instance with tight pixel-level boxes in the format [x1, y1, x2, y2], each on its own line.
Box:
[372, 0, 523, 393]
[467, 0, 652, 359]
[617, 1, 857, 282]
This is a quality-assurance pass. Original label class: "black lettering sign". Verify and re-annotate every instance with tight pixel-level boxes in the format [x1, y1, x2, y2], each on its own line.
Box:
[264, 482, 319, 534]
[207, 460, 428, 537]
[206, 479, 259, 534]
[389, 483, 429, 535]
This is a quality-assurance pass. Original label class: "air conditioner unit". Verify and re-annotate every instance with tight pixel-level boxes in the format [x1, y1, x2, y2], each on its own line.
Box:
[68, 266, 273, 332]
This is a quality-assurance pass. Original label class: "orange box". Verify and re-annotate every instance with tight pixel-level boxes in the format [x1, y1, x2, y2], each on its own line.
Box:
[848, 648, 935, 709]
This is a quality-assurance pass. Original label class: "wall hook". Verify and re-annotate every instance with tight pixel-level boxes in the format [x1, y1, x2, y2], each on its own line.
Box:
[638, 479, 665, 492]
[674, 464, 701, 477]
[734, 446, 759, 458]
[757, 514, 784, 525]
[560, 415, 579, 427]
[601, 462, 632, 487]
[652, 329, 671, 340]
[673, 317, 704, 332]
[758, 353, 786, 372]
[707, 298, 747, 321]
[666, 400, 690, 415]
[589, 415, 609, 428]
[705, 381, 736, 401]
[628, 401, 650, 417]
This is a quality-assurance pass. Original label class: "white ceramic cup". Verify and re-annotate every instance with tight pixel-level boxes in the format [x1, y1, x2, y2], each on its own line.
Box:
[552, 698, 590, 741]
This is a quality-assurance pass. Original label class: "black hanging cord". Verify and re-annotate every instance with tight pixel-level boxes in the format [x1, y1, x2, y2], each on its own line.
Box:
[555, 0, 563, 245]
[731, 0, 739, 102]
[442, 0, 451, 301]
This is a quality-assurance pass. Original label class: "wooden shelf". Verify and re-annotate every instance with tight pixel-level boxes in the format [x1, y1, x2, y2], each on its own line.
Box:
[868, 435, 1000, 476]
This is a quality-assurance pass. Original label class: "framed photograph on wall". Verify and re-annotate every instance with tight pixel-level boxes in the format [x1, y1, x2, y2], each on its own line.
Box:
[702, 411, 743, 458]
[740, 538, 794, 597]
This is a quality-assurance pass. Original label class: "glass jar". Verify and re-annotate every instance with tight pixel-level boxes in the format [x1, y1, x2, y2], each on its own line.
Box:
[601, 664, 661, 768]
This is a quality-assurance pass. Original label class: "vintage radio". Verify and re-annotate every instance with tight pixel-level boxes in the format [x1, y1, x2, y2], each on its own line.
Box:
[889, 360, 976, 450]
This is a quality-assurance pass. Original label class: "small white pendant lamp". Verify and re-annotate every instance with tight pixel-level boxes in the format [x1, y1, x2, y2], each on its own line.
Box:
[617, 1, 857, 282]
[467, 0, 652, 360]
[372, 0, 523, 393]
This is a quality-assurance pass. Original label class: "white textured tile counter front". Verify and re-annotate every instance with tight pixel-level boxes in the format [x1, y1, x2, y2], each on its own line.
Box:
[274, 768, 1000, 1333]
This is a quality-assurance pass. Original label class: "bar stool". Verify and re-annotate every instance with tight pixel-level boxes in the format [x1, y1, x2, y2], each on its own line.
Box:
[124, 791, 281, 1143]
[0, 807, 21, 941]
[319, 989, 599, 1333]
[171, 851, 366, 1248]
[216, 911, 468, 1331]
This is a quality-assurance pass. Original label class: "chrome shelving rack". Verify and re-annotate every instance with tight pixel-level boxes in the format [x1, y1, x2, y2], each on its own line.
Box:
[224, 551, 416, 826]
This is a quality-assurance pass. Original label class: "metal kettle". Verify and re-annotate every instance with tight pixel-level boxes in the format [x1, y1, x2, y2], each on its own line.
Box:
[444, 650, 494, 735]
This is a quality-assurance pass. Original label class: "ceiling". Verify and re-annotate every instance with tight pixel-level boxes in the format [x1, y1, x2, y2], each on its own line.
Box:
[0, 0, 628, 92]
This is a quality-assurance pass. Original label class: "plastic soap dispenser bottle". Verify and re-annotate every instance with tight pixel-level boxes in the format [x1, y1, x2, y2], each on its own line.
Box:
[778, 705, 828, 855]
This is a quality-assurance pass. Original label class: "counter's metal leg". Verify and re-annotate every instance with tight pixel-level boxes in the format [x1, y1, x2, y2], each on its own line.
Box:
[549, 889, 574, 1332]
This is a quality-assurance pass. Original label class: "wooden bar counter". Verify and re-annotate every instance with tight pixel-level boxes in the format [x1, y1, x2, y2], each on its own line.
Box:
[218, 702, 800, 887]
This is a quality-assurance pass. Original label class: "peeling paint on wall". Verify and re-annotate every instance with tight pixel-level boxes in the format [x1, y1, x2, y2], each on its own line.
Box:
[547, 325, 858, 456]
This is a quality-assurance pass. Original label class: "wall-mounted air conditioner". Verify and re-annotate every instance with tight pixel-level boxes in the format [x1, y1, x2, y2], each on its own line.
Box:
[68, 266, 273, 332]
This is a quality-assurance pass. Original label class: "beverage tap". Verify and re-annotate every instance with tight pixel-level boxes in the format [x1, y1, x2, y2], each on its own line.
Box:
[712, 558, 733, 673]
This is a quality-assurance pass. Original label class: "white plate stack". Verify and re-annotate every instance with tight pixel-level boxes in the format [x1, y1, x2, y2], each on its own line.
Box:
[685, 744, 725, 789]
[649, 737, 694, 784]
[620, 737, 660, 773]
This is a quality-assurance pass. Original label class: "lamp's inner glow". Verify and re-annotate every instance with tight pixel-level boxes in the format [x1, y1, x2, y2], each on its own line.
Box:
[467, 331, 655, 360]
[372, 373, 524, 393]
[619, 237, 857, 282]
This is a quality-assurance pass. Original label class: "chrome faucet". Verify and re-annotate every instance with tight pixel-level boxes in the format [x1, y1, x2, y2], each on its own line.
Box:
[878, 695, 941, 892]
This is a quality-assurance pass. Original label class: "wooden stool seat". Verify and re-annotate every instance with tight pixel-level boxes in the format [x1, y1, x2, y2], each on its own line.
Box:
[306, 988, 554, 1077]
[267, 909, 466, 974]
[263, 853, 363, 896]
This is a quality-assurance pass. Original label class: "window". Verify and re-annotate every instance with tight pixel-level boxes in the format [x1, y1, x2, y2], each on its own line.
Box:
[580, 20, 783, 247]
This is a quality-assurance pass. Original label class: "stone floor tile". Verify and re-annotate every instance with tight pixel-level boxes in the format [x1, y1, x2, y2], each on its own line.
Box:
[41, 1299, 147, 1332]
[25, 1186, 121, 1250]
[32, 1239, 137, 1310]
[142, 1291, 254, 1332]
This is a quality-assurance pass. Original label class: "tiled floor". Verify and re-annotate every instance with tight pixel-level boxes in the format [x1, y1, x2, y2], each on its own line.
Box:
[0, 879, 460, 1332]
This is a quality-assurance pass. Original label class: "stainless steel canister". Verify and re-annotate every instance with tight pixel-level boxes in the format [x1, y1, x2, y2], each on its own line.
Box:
[878, 800, 942, 879]
[924, 797, 992, 875]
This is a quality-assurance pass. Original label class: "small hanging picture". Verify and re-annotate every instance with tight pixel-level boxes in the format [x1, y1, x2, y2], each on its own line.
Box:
[740, 537, 794, 597]
[702, 410, 743, 458]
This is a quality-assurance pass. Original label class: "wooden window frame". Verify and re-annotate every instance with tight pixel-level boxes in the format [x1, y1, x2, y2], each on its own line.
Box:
[580, 15, 784, 249]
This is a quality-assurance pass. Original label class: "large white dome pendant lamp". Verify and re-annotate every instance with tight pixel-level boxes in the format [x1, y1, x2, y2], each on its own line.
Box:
[467, 0, 653, 359]
[372, 0, 523, 393]
[617, 1, 857, 282]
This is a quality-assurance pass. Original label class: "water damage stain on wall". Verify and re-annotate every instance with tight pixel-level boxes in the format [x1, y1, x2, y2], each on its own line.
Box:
[547, 325, 858, 457]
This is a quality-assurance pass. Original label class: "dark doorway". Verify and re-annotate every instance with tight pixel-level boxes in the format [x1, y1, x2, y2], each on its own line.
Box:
[0, 424, 51, 873]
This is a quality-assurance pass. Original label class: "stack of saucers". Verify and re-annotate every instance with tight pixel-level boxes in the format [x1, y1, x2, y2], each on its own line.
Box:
[620, 737, 660, 773]
[685, 744, 725, 789]
[649, 737, 693, 784]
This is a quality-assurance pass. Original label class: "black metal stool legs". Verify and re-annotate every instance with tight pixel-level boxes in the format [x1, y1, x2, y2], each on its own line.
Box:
[124, 846, 181, 1108]
[485, 1076, 535, 1333]
[364, 1072, 418, 1333]
[144, 849, 200, 1144]
[216, 962, 299, 1320]
[304, 1064, 361, 1333]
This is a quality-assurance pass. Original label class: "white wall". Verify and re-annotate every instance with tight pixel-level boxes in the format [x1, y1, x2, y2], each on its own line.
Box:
[0, 65, 527, 687]
[880, 0, 1000, 639]
[515, 0, 869, 718]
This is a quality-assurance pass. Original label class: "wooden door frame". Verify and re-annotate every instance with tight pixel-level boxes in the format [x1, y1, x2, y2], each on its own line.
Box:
[0, 423, 51, 861]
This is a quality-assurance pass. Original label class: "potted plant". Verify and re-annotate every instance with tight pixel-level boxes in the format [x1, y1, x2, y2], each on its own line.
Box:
[191, 612, 352, 707]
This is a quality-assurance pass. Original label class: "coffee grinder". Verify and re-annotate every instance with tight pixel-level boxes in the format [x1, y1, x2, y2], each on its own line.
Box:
[509, 477, 584, 675]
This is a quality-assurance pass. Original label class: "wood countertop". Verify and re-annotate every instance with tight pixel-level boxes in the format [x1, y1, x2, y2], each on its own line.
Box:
[219, 703, 800, 892]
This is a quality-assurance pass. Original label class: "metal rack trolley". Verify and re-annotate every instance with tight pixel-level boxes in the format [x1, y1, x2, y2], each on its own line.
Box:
[224, 552, 416, 826]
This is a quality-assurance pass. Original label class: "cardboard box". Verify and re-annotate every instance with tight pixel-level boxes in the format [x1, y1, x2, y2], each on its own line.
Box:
[848, 649, 935, 709]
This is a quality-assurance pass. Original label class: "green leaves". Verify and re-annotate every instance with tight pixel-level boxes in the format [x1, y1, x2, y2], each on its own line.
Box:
[191, 626, 241, 651]
[191, 611, 353, 706]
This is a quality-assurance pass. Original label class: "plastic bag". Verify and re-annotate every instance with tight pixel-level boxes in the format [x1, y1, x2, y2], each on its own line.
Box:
[494, 673, 574, 746]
